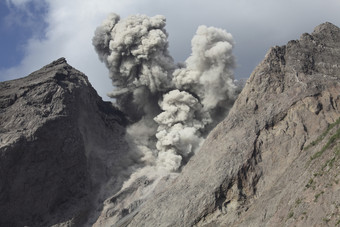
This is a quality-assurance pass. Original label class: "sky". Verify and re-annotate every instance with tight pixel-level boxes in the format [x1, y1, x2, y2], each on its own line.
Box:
[1, 0, 340, 100]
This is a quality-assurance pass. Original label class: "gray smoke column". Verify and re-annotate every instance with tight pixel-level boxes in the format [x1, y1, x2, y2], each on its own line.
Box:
[92, 13, 241, 223]
[154, 90, 208, 171]
[173, 25, 237, 125]
[93, 13, 239, 174]
[92, 13, 175, 120]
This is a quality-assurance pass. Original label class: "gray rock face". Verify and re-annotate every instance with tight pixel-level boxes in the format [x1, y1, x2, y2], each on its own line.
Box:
[127, 22, 340, 226]
[2, 22, 340, 227]
[0, 58, 130, 227]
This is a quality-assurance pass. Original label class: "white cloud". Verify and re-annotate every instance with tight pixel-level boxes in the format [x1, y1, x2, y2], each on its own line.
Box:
[1, 0, 340, 100]
[1, 0, 136, 100]
[6, 0, 31, 7]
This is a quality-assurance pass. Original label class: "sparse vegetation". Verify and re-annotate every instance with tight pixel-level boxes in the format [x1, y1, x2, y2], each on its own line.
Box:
[304, 117, 340, 151]
[336, 219, 340, 226]
[303, 117, 340, 197]
[323, 217, 331, 223]
[325, 182, 333, 188]
[295, 198, 302, 206]
[287, 211, 294, 219]
[313, 172, 323, 177]
[305, 178, 314, 189]
[322, 157, 336, 171]
[314, 191, 324, 202]
[310, 126, 340, 160]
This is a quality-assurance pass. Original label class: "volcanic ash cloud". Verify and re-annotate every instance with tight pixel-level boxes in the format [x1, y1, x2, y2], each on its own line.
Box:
[93, 13, 240, 174]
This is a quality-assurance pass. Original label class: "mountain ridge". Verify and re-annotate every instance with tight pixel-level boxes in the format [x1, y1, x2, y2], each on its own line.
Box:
[0, 22, 340, 226]
[125, 21, 340, 226]
[0, 58, 130, 227]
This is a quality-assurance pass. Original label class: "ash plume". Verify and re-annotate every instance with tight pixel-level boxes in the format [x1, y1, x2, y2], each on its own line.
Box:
[173, 25, 237, 126]
[154, 89, 206, 171]
[93, 13, 175, 121]
[92, 13, 241, 207]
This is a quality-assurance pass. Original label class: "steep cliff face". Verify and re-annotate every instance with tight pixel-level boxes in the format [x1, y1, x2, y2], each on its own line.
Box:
[127, 22, 340, 226]
[0, 58, 130, 227]
[2, 22, 340, 227]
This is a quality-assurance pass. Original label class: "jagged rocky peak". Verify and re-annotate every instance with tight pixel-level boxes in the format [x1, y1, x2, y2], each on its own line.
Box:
[312, 21, 340, 45]
[0, 58, 130, 227]
[262, 22, 340, 78]
[1, 21, 340, 227]
[125, 23, 340, 226]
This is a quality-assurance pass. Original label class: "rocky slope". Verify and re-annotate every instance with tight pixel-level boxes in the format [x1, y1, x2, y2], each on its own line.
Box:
[0, 58, 131, 227]
[1, 22, 340, 227]
[126, 22, 340, 226]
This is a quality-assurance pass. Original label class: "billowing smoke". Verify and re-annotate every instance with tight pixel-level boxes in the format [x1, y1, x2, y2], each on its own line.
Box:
[154, 89, 206, 171]
[92, 14, 240, 210]
[173, 25, 237, 125]
[93, 13, 175, 121]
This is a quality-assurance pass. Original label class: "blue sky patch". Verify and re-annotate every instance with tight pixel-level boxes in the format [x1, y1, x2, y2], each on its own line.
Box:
[0, 0, 48, 70]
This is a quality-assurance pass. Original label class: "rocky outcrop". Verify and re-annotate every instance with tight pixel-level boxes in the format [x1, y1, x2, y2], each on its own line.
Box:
[2, 22, 340, 227]
[127, 22, 340, 226]
[0, 58, 131, 227]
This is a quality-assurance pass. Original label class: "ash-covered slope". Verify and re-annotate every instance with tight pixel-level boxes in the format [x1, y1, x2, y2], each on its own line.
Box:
[0, 58, 131, 227]
[127, 22, 340, 226]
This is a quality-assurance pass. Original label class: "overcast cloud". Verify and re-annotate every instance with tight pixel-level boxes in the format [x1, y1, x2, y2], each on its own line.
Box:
[1, 0, 340, 100]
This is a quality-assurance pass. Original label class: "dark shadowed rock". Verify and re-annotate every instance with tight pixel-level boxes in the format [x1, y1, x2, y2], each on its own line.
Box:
[0, 58, 131, 227]
[127, 22, 340, 226]
[2, 22, 340, 227]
